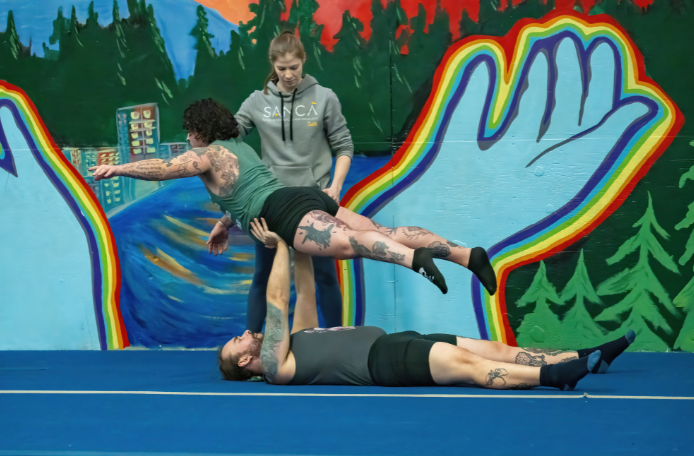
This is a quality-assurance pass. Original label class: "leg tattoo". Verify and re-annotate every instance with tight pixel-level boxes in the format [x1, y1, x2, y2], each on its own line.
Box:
[510, 382, 534, 390]
[312, 211, 351, 231]
[402, 226, 433, 240]
[559, 356, 578, 363]
[298, 223, 333, 250]
[349, 237, 405, 263]
[371, 220, 398, 237]
[485, 368, 509, 387]
[427, 241, 452, 259]
[522, 348, 570, 356]
[515, 352, 548, 367]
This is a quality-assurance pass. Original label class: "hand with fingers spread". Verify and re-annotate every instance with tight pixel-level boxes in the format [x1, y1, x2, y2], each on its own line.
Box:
[250, 218, 283, 249]
[207, 221, 230, 256]
[89, 164, 120, 182]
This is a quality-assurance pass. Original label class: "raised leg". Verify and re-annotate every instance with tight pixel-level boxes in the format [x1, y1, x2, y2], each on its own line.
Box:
[293, 210, 413, 265]
[334, 207, 497, 295]
[334, 207, 471, 266]
[292, 210, 448, 293]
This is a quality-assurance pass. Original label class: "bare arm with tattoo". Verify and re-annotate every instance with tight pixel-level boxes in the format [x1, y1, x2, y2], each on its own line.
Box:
[258, 237, 294, 385]
[89, 148, 212, 182]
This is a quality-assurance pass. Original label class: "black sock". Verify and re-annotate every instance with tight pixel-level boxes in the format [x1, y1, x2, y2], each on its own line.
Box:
[540, 351, 601, 391]
[576, 329, 635, 373]
[467, 247, 497, 295]
[412, 247, 448, 294]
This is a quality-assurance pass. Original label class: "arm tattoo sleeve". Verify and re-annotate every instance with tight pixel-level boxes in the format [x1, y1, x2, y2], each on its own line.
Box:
[260, 304, 286, 383]
[118, 152, 205, 181]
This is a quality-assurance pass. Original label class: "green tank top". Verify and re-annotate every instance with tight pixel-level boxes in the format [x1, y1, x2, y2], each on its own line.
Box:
[206, 138, 284, 233]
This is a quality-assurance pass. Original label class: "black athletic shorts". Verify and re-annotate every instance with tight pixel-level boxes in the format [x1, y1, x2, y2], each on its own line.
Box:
[367, 331, 457, 387]
[259, 187, 340, 248]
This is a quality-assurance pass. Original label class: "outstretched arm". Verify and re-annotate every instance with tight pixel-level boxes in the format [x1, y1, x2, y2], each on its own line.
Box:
[89, 148, 212, 182]
[250, 219, 293, 384]
[291, 251, 319, 334]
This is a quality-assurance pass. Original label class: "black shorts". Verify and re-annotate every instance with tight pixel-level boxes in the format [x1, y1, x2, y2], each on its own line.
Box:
[259, 187, 340, 248]
[367, 331, 457, 387]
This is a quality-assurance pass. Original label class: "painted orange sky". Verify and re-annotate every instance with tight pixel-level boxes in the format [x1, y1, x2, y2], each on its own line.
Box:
[194, 0, 653, 50]
[194, 0, 481, 50]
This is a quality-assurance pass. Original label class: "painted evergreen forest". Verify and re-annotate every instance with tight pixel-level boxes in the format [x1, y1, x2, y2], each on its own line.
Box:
[1, 0, 693, 351]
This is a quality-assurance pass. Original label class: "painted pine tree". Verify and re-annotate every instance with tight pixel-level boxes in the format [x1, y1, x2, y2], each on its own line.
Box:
[673, 163, 694, 351]
[595, 193, 680, 351]
[515, 261, 564, 348]
[558, 249, 605, 348]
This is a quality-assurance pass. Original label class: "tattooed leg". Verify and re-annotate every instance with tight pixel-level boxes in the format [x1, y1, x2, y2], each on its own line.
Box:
[453, 337, 579, 365]
[294, 211, 449, 293]
[293, 211, 412, 266]
[428, 343, 540, 390]
[332, 207, 498, 295]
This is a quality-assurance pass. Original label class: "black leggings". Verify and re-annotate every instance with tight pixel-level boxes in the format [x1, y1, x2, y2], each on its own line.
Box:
[245, 241, 343, 332]
[259, 187, 340, 247]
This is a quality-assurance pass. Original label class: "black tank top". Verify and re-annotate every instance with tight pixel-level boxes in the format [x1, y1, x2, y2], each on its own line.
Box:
[288, 326, 386, 386]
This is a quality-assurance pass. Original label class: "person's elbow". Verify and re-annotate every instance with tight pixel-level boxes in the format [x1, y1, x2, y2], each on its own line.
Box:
[266, 289, 290, 308]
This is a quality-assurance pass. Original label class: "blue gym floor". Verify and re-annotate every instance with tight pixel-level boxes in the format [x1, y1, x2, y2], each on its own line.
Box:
[1, 351, 692, 456]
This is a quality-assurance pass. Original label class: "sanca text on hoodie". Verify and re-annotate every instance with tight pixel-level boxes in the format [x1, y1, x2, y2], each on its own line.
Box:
[234, 75, 354, 190]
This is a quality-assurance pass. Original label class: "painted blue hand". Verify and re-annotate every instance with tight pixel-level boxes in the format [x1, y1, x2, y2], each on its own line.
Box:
[0, 105, 98, 349]
[363, 38, 652, 337]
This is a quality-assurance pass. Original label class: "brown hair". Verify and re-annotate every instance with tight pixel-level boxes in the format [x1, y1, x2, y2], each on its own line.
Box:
[182, 99, 239, 144]
[263, 31, 306, 94]
[218, 346, 254, 381]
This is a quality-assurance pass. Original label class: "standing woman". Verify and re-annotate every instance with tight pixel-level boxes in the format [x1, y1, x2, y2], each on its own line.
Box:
[221, 31, 352, 331]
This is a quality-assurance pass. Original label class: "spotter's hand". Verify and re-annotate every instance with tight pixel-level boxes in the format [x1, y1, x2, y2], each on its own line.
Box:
[89, 165, 120, 181]
[250, 218, 283, 249]
[322, 185, 341, 204]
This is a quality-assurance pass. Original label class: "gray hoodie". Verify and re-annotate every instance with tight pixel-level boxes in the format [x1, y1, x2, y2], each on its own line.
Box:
[234, 75, 354, 190]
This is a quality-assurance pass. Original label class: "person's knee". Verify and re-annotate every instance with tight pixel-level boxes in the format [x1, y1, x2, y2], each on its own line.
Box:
[451, 347, 482, 369]
[491, 341, 513, 358]
[332, 235, 356, 259]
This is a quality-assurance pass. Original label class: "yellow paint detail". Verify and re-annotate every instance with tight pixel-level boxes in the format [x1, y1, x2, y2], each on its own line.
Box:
[139, 245, 202, 285]
[230, 253, 254, 262]
[164, 215, 210, 237]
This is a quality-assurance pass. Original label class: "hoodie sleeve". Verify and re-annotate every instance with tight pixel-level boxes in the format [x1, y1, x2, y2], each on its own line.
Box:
[323, 89, 354, 160]
[234, 94, 256, 140]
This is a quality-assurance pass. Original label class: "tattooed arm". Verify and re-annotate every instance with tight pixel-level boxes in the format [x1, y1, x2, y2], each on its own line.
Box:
[89, 148, 212, 182]
[260, 239, 294, 384]
[291, 251, 319, 334]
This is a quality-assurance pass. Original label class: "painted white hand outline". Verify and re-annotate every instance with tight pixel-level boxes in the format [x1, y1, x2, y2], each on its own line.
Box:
[364, 37, 655, 337]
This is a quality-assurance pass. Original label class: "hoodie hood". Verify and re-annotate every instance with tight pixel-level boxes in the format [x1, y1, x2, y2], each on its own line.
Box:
[266, 75, 319, 98]
[265, 75, 321, 142]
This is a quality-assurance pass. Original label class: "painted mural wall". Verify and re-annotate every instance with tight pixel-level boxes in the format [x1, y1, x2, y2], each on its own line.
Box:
[0, 0, 692, 352]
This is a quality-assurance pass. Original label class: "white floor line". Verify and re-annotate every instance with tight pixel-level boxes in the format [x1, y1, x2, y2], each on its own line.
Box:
[1, 390, 693, 400]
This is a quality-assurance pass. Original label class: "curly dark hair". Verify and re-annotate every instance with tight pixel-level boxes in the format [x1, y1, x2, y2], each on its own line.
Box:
[182, 99, 239, 145]
[217, 346, 254, 381]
